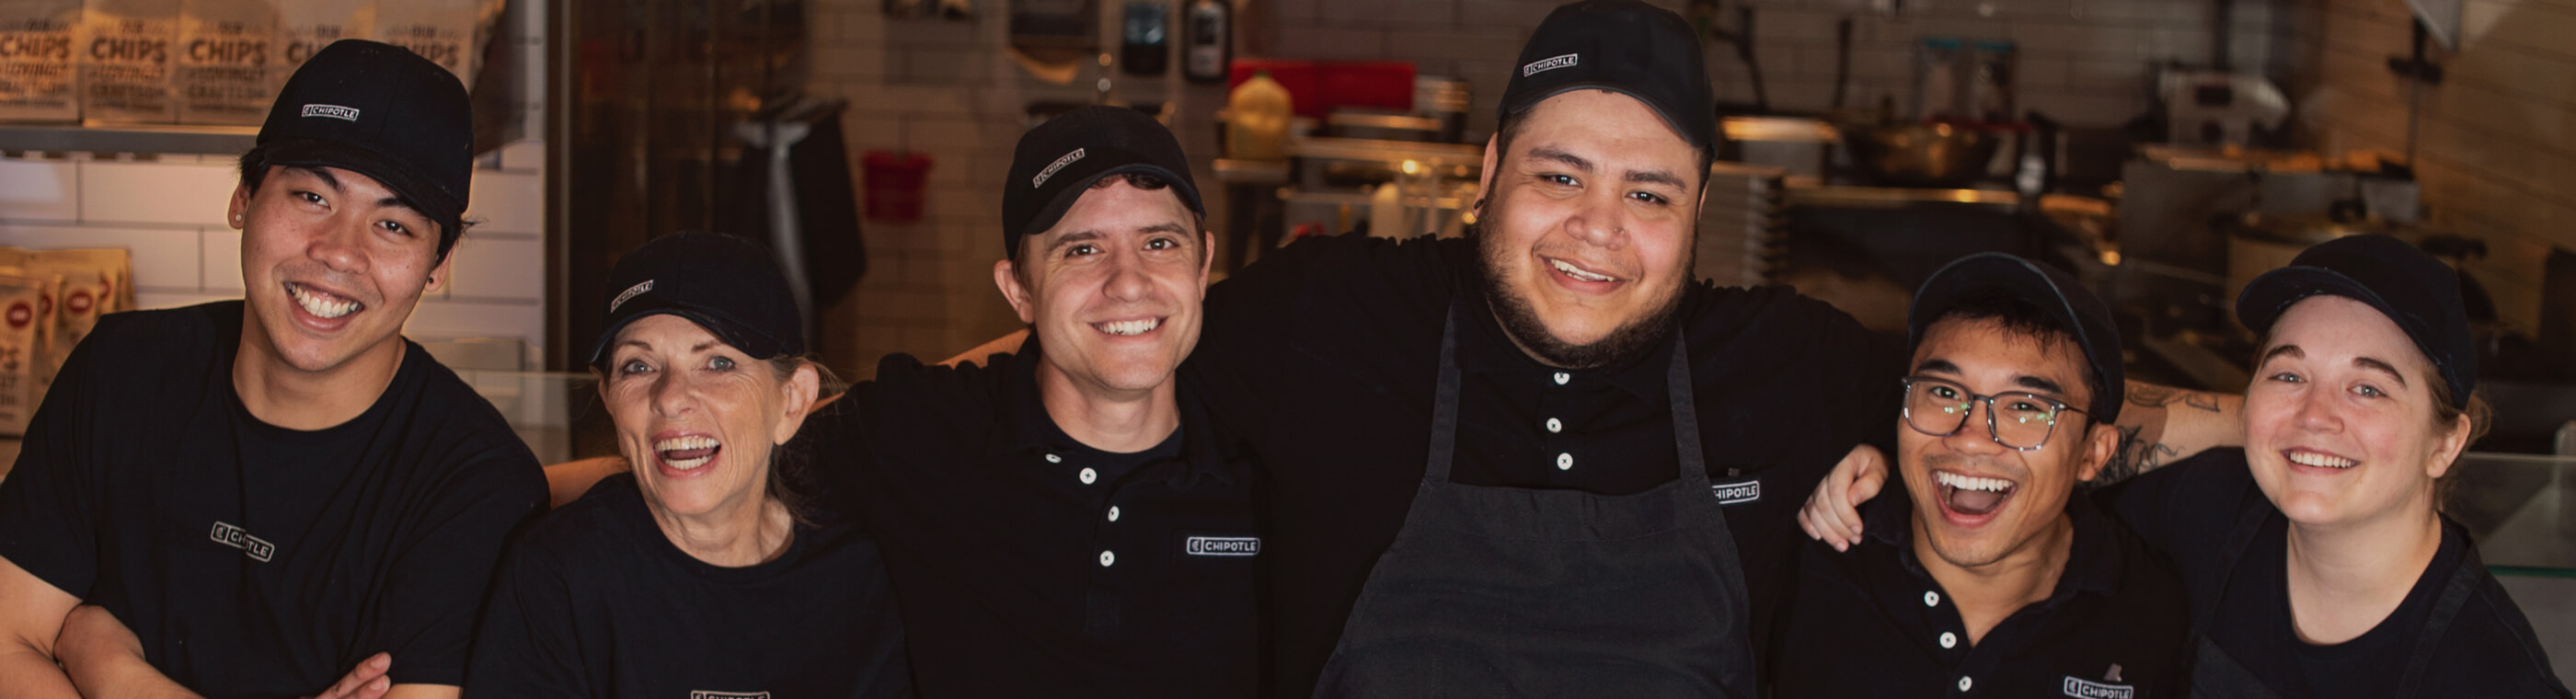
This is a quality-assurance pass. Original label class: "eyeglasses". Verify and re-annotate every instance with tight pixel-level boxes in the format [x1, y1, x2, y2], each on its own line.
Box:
[1901, 377, 2090, 452]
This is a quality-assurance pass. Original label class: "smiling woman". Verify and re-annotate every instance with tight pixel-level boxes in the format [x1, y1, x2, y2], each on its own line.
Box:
[464, 232, 912, 698]
[2104, 235, 2570, 698]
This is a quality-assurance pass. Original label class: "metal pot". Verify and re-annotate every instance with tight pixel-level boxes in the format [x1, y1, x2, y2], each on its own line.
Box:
[1840, 122, 2001, 187]
[2220, 213, 2405, 306]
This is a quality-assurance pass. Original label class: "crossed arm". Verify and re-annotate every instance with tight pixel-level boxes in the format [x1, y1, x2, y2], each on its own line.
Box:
[0, 556, 433, 699]
[0, 556, 79, 698]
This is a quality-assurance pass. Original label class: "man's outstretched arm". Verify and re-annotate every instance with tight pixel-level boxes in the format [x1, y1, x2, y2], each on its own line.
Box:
[2093, 382, 2244, 486]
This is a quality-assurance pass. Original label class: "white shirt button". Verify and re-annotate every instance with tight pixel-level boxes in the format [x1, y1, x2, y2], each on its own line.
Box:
[1552, 372, 1570, 385]
[1078, 467, 1098, 485]
[1098, 550, 1116, 567]
[1545, 418, 1562, 433]
[1107, 506, 1121, 521]
[1045, 453, 1062, 464]
[1556, 453, 1574, 470]
[1923, 590, 1940, 607]
[1958, 676, 1972, 692]
[1938, 632, 1957, 648]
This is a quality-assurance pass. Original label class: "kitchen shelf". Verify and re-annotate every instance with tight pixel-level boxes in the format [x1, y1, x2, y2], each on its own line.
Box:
[0, 122, 259, 156]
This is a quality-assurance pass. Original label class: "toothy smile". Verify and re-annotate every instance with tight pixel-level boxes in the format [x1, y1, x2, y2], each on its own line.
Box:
[1935, 471, 2017, 517]
[2286, 451, 2358, 469]
[286, 282, 362, 319]
[1548, 258, 1617, 282]
[654, 435, 721, 469]
[1096, 318, 1161, 336]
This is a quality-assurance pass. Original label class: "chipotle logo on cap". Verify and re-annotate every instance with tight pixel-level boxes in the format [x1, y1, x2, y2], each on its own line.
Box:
[66, 290, 91, 314]
[7, 302, 29, 328]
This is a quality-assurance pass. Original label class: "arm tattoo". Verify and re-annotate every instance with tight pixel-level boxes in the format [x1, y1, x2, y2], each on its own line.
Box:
[2093, 423, 2179, 486]
[2125, 383, 2179, 407]
[2126, 383, 2225, 413]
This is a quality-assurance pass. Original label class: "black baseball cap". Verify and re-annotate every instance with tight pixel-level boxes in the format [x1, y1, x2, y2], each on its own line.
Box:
[1001, 105, 1204, 258]
[1500, 0, 1718, 155]
[1909, 253, 2126, 424]
[2236, 234, 2475, 409]
[588, 231, 805, 367]
[255, 40, 473, 257]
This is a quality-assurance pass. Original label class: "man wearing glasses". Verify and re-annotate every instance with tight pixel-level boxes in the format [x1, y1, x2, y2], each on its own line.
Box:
[1771, 254, 2191, 697]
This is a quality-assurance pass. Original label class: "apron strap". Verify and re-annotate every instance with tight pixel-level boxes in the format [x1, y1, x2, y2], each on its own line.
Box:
[2189, 491, 2282, 649]
[2395, 542, 2485, 698]
[1425, 303, 1707, 488]
[1663, 329, 1709, 487]
[1424, 304, 1464, 483]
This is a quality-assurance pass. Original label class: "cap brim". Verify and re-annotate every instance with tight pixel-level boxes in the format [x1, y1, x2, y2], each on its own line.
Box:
[260, 136, 466, 238]
[586, 300, 787, 368]
[1018, 163, 1207, 246]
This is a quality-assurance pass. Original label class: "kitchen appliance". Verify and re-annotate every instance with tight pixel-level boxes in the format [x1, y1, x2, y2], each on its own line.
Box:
[2159, 71, 2289, 148]
[1326, 110, 1440, 142]
[1414, 75, 1471, 143]
[1719, 116, 1836, 180]
[2218, 213, 2398, 305]
[1841, 122, 2001, 188]
[1181, 0, 1229, 84]
[1911, 38, 2012, 122]
[1121, 2, 1169, 76]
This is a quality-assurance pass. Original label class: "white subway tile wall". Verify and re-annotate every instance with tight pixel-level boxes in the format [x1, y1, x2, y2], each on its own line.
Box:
[0, 160, 77, 222]
[78, 160, 238, 226]
[0, 140, 548, 354]
[810, 0, 2306, 376]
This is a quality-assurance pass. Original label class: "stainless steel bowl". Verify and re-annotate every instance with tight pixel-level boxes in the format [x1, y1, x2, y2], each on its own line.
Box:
[1841, 123, 2002, 187]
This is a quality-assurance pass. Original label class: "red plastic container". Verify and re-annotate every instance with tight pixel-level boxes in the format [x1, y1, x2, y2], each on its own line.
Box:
[1226, 59, 1415, 119]
[861, 151, 933, 223]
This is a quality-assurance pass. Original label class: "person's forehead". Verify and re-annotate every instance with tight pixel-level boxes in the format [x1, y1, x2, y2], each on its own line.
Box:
[270, 164, 392, 191]
[1512, 89, 1695, 152]
[2263, 295, 2433, 371]
[1913, 317, 2089, 394]
[1035, 180, 1194, 239]
[615, 314, 720, 346]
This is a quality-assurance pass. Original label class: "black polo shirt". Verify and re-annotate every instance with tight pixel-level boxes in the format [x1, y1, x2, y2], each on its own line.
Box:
[1190, 233, 1903, 694]
[803, 337, 1260, 698]
[2107, 449, 2572, 698]
[1773, 483, 2190, 698]
[0, 302, 545, 695]
[464, 475, 912, 697]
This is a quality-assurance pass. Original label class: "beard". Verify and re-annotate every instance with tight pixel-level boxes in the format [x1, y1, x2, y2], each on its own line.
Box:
[1471, 221, 1691, 370]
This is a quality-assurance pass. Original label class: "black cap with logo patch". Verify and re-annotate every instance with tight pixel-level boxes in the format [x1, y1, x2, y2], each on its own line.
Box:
[2236, 234, 2476, 409]
[1909, 253, 2127, 425]
[1001, 105, 1204, 258]
[1499, 0, 1717, 155]
[255, 40, 473, 257]
[588, 231, 805, 367]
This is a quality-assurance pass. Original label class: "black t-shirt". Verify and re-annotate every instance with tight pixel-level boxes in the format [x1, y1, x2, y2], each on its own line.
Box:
[1188, 233, 1903, 694]
[0, 301, 546, 696]
[1773, 487, 2191, 697]
[2109, 449, 2571, 698]
[799, 338, 1260, 697]
[463, 474, 912, 697]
